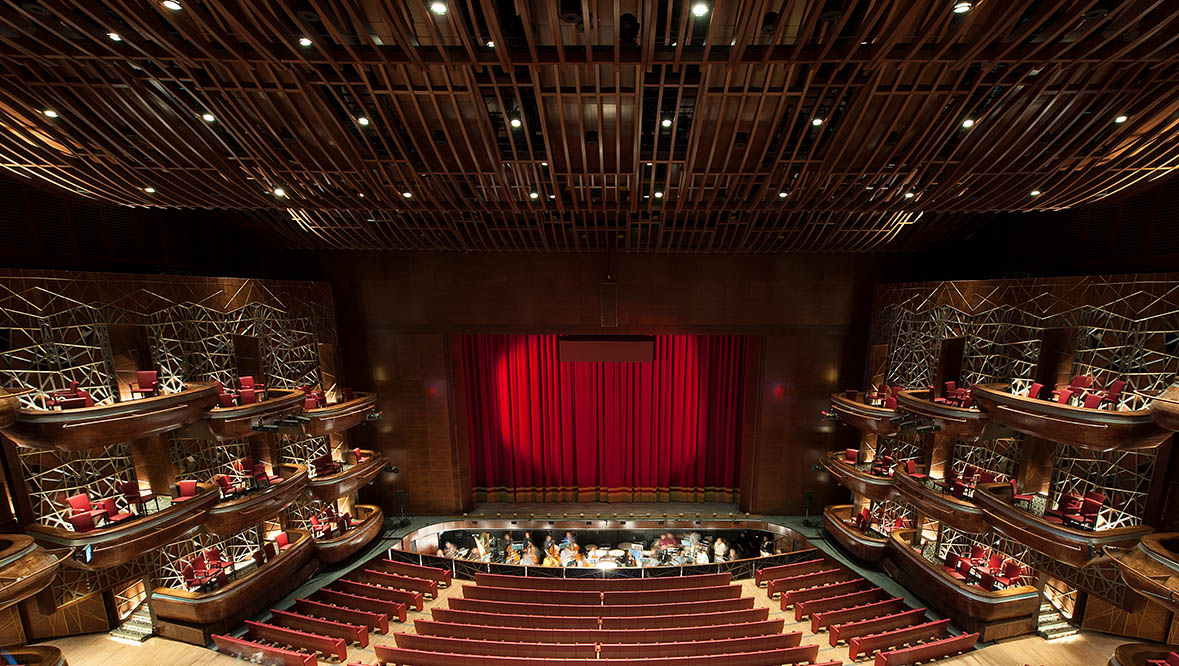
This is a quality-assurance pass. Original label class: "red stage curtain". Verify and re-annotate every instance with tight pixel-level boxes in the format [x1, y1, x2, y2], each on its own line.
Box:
[462, 335, 749, 502]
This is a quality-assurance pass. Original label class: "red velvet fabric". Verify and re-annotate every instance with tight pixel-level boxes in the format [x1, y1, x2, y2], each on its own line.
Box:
[462, 335, 749, 502]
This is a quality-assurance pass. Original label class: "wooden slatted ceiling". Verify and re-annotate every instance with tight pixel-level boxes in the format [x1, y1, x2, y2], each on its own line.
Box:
[0, 0, 1177, 252]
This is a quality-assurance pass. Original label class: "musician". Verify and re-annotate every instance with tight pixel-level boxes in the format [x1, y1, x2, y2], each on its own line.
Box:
[442, 541, 459, 559]
[713, 537, 729, 562]
[759, 537, 773, 558]
[694, 544, 710, 564]
[542, 534, 556, 552]
[521, 542, 540, 566]
[561, 531, 577, 548]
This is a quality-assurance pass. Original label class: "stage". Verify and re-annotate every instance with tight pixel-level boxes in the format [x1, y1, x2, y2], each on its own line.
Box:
[466, 501, 746, 519]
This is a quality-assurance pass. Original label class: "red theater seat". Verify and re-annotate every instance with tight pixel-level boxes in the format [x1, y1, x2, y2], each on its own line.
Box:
[755, 557, 827, 588]
[599, 608, 769, 629]
[812, 597, 906, 633]
[348, 568, 439, 598]
[374, 559, 453, 587]
[212, 634, 314, 666]
[874, 631, 979, 666]
[333, 579, 424, 611]
[848, 619, 951, 659]
[828, 608, 927, 646]
[269, 608, 369, 648]
[780, 579, 872, 610]
[795, 587, 884, 621]
[767, 568, 849, 596]
[428, 609, 599, 630]
[294, 598, 389, 634]
[313, 588, 407, 623]
[411, 619, 785, 645]
[448, 596, 753, 617]
[473, 572, 731, 591]
[394, 634, 597, 659]
[374, 645, 829, 666]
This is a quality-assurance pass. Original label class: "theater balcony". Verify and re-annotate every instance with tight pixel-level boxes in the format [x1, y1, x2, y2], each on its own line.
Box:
[893, 466, 988, 534]
[830, 390, 904, 436]
[884, 528, 1038, 642]
[1106, 533, 1179, 614]
[315, 504, 385, 563]
[1144, 378, 1179, 432]
[823, 505, 887, 563]
[0, 387, 32, 429]
[974, 482, 1151, 568]
[307, 449, 387, 502]
[897, 389, 1008, 442]
[820, 450, 896, 502]
[1, 646, 64, 666]
[4, 383, 219, 451]
[204, 464, 308, 536]
[286, 391, 378, 438]
[1110, 643, 1179, 666]
[972, 383, 1170, 452]
[179, 388, 305, 441]
[0, 534, 65, 610]
[27, 482, 219, 571]
[152, 529, 316, 644]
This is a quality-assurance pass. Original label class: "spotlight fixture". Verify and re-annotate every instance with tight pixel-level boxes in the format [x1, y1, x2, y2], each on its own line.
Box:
[485, 40, 495, 47]
[162, 0, 182, 10]
[357, 116, 370, 126]
[549, 194, 556, 199]
[646, 162, 653, 167]
[961, 118, 975, 128]
[529, 192, 539, 199]
[904, 192, 915, 199]
[540, 161, 548, 167]
[811, 117, 824, 126]
[298, 37, 312, 47]
[1114, 115, 1128, 124]
[108, 32, 122, 41]
[952, 1, 972, 14]
[654, 191, 664, 198]
[509, 117, 522, 129]
[358, 192, 365, 197]
[778, 191, 788, 198]
[272, 187, 286, 197]
[201, 113, 216, 122]
[661, 118, 673, 128]
[691, 2, 709, 17]
[143, 187, 156, 193]
[1030, 190, 1041, 196]
[429, 1, 447, 16]
[43, 109, 58, 118]
[402, 191, 413, 198]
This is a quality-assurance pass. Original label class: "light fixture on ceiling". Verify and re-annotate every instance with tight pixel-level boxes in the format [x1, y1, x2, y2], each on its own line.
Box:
[358, 192, 365, 197]
[961, 118, 975, 128]
[143, 187, 156, 193]
[529, 192, 539, 199]
[904, 192, 915, 198]
[691, 3, 709, 17]
[108, 32, 122, 41]
[402, 191, 413, 198]
[298, 37, 313, 47]
[485, 40, 495, 48]
[1114, 115, 1128, 124]
[654, 191, 664, 198]
[429, 2, 447, 16]
[811, 117, 823, 126]
[509, 117, 522, 129]
[201, 113, 216, 122]
[162, 0, 182, 11]
[661, 118, 672, 128]
[1030, 190, 1041, 196]
[540, 161, 548, 167]
[272, 187, 286, 197]
[646, 162, 653, 167]
[549, 194, 556, 199]
[43, 109, 58, 118]
[778, 191, 788, 198]
[952, 2, 972, 14]
[357, 116, 370, 126]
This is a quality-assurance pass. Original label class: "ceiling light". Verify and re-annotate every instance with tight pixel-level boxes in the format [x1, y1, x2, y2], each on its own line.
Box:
[162, 0, 182, 10]
[691, 3, 709, 17]
[402, 191, 413, 198]
[358, 193, 365, 197]
[108, 32, 122, 41]
[143, 187, 156, 194]
[357, 116, 370, 126]
[778, 191, 788, 198]
[529, 192, 539, 199]
[654, 191, 664, 198]
[952, 2, 972, 14]
[1030, 190, 1041, 196]
[540, 161, 548, 167]
[509, 117, 522, 129]
[201, 113, 216, 122]
[661, 118, 673, 128]
[486, 40, 495, 48]
[298, 37, 313, 47]
[549, 194, 555, 199]
[646, 162, 653, 167]
[272, 187, 286, 197]
[1114, 115, 1128, 124]
[961, 118, 975, 128]
[812, 118, 823, 126]
[429, 2, 447, 15]
[43, 109, 58, 118]
[904, 192, 915, 199]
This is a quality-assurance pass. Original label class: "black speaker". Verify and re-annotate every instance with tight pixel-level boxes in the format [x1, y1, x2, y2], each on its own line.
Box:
[394, 489, 410, 528]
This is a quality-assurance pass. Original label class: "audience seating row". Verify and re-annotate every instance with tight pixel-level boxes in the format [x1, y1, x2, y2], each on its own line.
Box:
[269, 608, 369, 648]
[335, 578, 425, 611]
[313, 588, 407, 623]
[212, 634, 314, 666]
[462, 584, 742, 606]
[243, 619, 348, 661]
[372, 645, 837, 666]
[294, 597, 390, 634]
[426, 607, 769, 630]
[812, 598, 905, 633]
[373, 558, 453, 587]
[780, 579, 871, 609]
[411, 619, 786, 644]
[872, 631, 978, 666]
[393, 633, 810, 660]
[827, 608, 926, 646]
[473, 572, 731, 591]
[847, 619, 950, 660]
[755, 557, 827, 589]
[767, 569, 849, 597]
[794, 587, 884, 621]
[449, 597, 754, 617]
[349, 568, 439, 598]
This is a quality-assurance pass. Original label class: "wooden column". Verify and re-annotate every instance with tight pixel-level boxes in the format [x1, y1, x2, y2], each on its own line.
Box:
[130, 434, 176, 496]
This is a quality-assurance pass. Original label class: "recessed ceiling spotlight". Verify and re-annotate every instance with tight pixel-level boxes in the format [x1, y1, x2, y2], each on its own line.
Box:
[298, 37, 313, 47]
[654, 191, 664, 198]
[43, 109, 58, 118]
[661, 118, 672, 128]
[357, 116, 370, 126]
[646, 162, 653, 167]
[778, 191, 788, 198]
[143, 187, 156, 193]
[272, 187, 286, 197]
[952, 2, 972, 14]
[961, 118, 975, 128]
[691, 3, 709, 17]
[429, 2, 447, 16]
[811, 117, 823, 126]
[485, 40, 495, 47]
[402, 191, 413, 198]
[1114, 115, 1128, 124]
[358, 192, 365, 197]
[549, 194, 556, 199]
[529, 192, 539, 199]
[201, 113, 216, 122]
[1030, 190, 1041, 196]
[509, 117, 522, 129]
[904, 192, 915, 198]
[540, 161, 548, 167]
[162, 0, 182, 10]
[108, 32, 122, 41]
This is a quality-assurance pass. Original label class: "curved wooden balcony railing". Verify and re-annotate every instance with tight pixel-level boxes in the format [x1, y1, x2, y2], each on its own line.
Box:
[893, 467, 988, 534]
[27, 483, 219, 571]
[3, 646, 65, 666]
[5, 383, 219, 451]
[972, 383, 1170, 452]
[308, 449, 387, 502]
[897, 389, 1008, 442]
[315, 504, 384, 564]
[830, 391, 901, 436]
[885, 529, 1038, 626]
[974, 482, 1151, 568]
[1106, 533, 1179, 614]
[287, 392, 378, 438]
[1109, 642, 1179, 666]
[0, 387, 33, 430]
[823, 505, 887, 563]
[1142, 379, 1179, 432]
[0, 534, 66, 610]
[205, 464, 308, 536]
[820, 450, 896, 502]
[178, 389, 305, 441]
[152, 529, 315, 625]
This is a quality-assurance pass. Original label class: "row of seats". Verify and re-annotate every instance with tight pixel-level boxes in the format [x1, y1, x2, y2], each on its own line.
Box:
[450, 596, 754, 617]
[429, 607, 770, 630]
[370, 646, 840, 666]
[473, 571, 732, 591]
[393, 633, 809, 659]
[462, 584, 743, 606]
[411, 619, 786, 644]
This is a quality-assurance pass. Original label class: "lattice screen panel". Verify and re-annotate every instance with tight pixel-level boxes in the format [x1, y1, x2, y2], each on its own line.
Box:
[937, 526, 1034, 577]
[154, 526, 264, 590]
[1049, 445, 1155, 529]
[876, 433, 923, 464]
[18, 443, 135, 529]
[951, 438, 1019, 481]
[284, 498, 344, 532]
[169, 436, 253, 484]
[279, 433, 333, 471]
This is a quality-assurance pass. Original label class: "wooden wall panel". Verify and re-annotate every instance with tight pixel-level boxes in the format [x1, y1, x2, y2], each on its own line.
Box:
[20, 593, 109, 640]
[0, 606, 25, 646]
[1082, 595, 1172, 642]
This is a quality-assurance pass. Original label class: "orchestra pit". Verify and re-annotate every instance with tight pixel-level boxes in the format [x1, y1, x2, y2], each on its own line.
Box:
[0, 1, 1178, 666]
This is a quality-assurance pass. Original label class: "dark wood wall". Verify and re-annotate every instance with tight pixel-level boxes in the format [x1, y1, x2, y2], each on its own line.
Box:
[323, 252, 877, 515]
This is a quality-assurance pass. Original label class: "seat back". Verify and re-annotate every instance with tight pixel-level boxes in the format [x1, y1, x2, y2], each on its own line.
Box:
[178, 479, 198, 497]
[135, 370, 157, 390]
[955, 557, 972, 578]
[944, 381, 957, 395]
[1056, 388, 1073, 404]
[988, 553, 1002, 570]
[1071, 374, 1092, 389]
[844, 448, 858, 463]
[1080, 497, 1103, 518]
[1082, 393, 1103, 409]
[979, 572, 996, 591]
[276, 531, 289, 549]
[343, 387, 355, 401]
[215, 475, 233, 491]
[217, 393, 237, 408]
[884, 396, 898, 410]
[119, 481, 141, 501]
[944, 553, 959, 569]
[969, 545, 985, 561]
[99, 497, 119, 515]
[1003, 561, 1022, 580]
[978, 470, 996, 484]
[66, 493, 92, 513]
[1106, 380, 1127, 401]
[1084, 490, 1107, 506]
[303, 396, 319, 410]
[1027, 382, 1043, 399]
[68, 512, 95, 532]
[239, 388, 258, 405]
[905, 460, 917, 475]
[240, 376, 257, 389]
